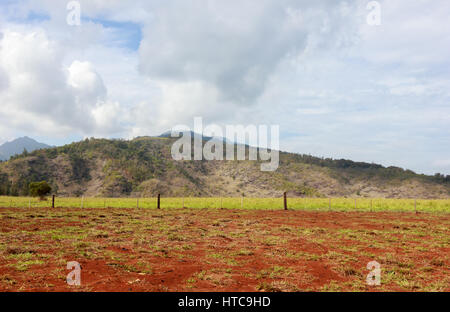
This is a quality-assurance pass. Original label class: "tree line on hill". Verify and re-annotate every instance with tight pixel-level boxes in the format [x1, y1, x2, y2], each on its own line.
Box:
[0, 137, 448, 197]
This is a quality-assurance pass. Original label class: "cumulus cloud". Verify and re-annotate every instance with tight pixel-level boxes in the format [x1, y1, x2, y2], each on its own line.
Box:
[67, 61, 106, 103]
[0, 28, 123, 137]
[138, 0, 359, 105]
[0, 30, 75, 128]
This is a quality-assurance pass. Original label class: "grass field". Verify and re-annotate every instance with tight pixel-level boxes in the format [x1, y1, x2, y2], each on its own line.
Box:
[0, 207, 448, 292]
[1, 196, 450, 212]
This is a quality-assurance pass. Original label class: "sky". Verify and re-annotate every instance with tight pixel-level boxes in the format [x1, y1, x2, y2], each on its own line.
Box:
[0, 0, 449, 175]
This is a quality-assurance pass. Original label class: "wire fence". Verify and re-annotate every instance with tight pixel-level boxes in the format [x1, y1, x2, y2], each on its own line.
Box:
[0, 196, 449, 213]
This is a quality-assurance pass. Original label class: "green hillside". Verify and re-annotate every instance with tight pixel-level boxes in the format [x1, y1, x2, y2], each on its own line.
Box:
[0, 136, 448, 199]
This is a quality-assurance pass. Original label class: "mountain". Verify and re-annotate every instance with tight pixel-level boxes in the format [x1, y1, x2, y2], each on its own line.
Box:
[0, 137, 51, 161]
[0, 136, 448, 198]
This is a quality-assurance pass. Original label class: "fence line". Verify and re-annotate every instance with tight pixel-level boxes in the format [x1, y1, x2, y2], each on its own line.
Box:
[0, 195, 449, 213]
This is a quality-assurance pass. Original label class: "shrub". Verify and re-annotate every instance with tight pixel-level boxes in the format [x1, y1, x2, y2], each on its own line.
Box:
[29, 181, 51, 200]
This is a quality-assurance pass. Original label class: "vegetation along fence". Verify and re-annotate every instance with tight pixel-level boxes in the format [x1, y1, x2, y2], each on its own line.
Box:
[0, 196, 449, 213]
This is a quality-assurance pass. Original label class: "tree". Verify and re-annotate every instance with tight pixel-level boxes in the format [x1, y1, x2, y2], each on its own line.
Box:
[29, 181, 52, 200]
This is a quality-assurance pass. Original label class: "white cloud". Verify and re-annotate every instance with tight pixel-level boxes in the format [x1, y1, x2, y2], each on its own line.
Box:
[67, 60, 106, 103]
[0, 28, 122, 137]
[138, 0, 359, 106]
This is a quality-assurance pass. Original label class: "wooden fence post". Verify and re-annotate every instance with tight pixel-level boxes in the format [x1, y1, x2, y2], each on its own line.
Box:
[81, 196, 84, 209]
[157, 194, 161, 209]
[414, 199, 417, 214]
[52, 195, 55, 208]
[284, 192, 287, 211]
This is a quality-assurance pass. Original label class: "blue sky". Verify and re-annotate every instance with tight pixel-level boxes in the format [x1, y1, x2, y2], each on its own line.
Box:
[0, 0, 449, 175]
[85, 18, 142, 51]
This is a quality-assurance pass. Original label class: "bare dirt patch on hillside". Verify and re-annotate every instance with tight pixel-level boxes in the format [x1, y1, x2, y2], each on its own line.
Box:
[0, 208, 448, 292]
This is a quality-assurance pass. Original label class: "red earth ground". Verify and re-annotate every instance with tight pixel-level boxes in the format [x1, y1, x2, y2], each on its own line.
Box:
[0, 207, 448, 292]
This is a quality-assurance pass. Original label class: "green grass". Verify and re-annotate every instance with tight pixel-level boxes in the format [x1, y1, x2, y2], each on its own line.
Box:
[7, 259, 45, 271]
[0, 196, 449, 212]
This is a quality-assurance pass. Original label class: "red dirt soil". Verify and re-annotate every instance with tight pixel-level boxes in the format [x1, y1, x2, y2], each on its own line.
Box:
[0, 208, 448, 292]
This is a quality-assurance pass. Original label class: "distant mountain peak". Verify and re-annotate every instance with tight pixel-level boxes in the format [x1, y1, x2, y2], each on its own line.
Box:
[159, 130, 205, 138]
[0, 137, 51, 161]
